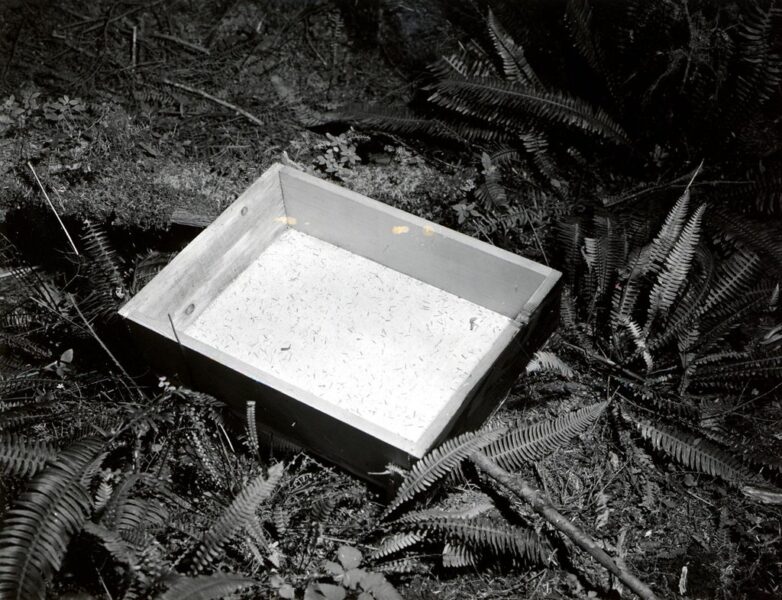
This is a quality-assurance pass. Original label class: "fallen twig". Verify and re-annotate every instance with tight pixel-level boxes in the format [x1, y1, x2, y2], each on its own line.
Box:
[28, 162, 80, 256]
[151, 32, 210, 55]
[471, 451, 659, 600]
[68, 294, 138, 391]
[131, 26, 137, 68]
[160, 79, 267, 128]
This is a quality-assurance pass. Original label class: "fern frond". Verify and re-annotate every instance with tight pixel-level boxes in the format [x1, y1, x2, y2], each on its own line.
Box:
[82, 521, 138, 565]
[698, 249, 762, 318]
[694, 287, 772, 357]
[594, 215, 627, 298]
[0, 438, 104, 600]
[442, 542, 477, 568]
[79, 221, 127, 321]
[691, 353, 782, 385]
[100, 473, 144, 527]
[721, 1, 782, 128]
[393, 502, 494, 526]
[0, 332, 49, 361]
[645, 189, 691, 275]
[566, 0, 599, 70]
[526, 351, 575, 378]
[556, 218, 584, 288]
[154, 575, 256, 600]
[634, 421, 752, 485]
[438, 48, 497, 79]
[115, 498, 169, 535]
[382, 428, 506, 520]
[646, 203, 705, 328]
[0, 435, 57, 477]
[476, 153, 508, 207]
[645, 245, 717, 354]
[486, 10, 542, 87]
[130, 251, 174, 295]
[710, 208, 782, 274]
[428, 77, 628, 143]
[191, 463, 283, 573]
[373, 557, 429, 574]
[484, 403, 607, 471]
[369, 532, 424, 561]
[407, 516, 550, 564]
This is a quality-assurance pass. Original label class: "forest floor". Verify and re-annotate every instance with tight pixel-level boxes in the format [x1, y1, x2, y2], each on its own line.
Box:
[0, 2, 780, 600]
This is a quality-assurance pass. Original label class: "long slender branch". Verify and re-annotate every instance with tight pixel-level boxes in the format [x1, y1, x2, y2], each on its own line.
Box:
[67, 294, 140, 396]
[471, 451, 658, 600]
[161, 79, 267, 128]
[28, 162, 80, 255]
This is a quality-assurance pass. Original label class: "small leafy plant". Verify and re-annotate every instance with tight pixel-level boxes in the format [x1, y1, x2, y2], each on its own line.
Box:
[302, 545, 402, 600]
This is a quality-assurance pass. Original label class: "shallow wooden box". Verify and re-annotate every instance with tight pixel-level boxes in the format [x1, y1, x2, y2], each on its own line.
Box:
[119, 164, 561, 485]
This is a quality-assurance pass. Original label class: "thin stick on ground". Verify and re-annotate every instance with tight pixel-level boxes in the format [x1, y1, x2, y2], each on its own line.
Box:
[161, 79, 267, 128]
[28, 162, 80, 256]
[471, 451, 658, 600]
[68, 294, 139, 393]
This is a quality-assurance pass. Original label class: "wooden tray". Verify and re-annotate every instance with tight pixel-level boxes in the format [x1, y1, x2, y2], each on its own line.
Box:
[119, 164, 561, 486]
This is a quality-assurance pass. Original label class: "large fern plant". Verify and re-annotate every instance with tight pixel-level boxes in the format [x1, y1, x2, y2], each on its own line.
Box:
[336, 1, 782, 215]
[369, 403, 607, 573]
[0, 224, 286, 600]
[556, 182, 782, 487]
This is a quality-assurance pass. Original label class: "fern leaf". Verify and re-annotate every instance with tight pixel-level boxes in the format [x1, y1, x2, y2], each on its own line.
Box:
[645, 245, 717, 354]
[556, 218, 584, 288]
[484, 403, 607, 471]
[0, 435, 57, 478]
[634, 421, 752, 485]
[428, 77, 628, 143]
[382, 428, 506, 520]
[393, 502, 494, 526]
[645, 190, 691, 275]
[722, 1, 782, 128]
[646, 204, 705, 329]
[486, 10, 542, 87]
[100, 473, 144, 527]
[526, 351, 575, 378]
[82, 521, 138, 565]
[369, 532, 424, 561]
[438, 47, 497, 79]
[115, 498, 169, 535]
[0, 438, 104, 600]
[373, 557, 429, 574]
[691, 353, 782, 385]
[565, 0, 600, 76]
[154, 575, 256, 600]
[191, 463, 283, 573]
[688, 285, 771, 356]
[476, 153, 508, 207]
[442, 542, 477, 568]
[79, 221, 127, 321]
[408, 516, 550, 564]
[698, 249, 762, 318]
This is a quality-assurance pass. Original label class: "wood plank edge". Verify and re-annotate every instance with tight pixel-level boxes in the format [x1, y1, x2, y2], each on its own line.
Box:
[118, 163, 286, 320]
[121, 311, 421, 456]
[278, 166, 552, 275]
